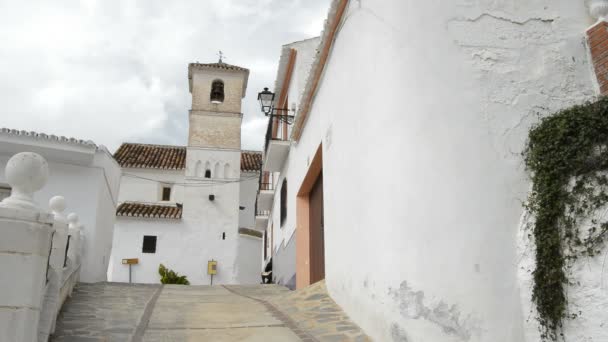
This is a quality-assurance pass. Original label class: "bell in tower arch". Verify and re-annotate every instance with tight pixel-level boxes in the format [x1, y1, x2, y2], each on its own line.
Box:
[210, 80, 225, 104]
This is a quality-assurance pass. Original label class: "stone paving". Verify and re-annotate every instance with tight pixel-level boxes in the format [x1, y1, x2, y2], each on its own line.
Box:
[51, 281, 370, 342]
[51, 283, 160, 342]
[226, 281, 370, 342]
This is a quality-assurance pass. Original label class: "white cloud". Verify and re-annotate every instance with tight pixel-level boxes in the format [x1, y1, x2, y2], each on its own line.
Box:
[0, 0, 330, 152]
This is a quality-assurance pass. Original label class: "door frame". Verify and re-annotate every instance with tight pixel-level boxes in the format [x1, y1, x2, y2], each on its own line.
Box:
[296, 143, 323, 289]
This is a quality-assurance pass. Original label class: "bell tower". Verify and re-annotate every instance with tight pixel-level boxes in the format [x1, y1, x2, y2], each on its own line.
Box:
[182, 60, 250, 284]
[187, 61, 249, 149]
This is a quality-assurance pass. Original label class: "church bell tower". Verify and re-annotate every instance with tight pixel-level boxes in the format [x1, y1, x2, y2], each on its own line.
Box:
[183, 59, 250, 284]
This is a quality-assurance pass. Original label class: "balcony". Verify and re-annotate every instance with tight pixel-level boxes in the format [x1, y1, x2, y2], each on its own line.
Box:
[263, 113, 291, 172]
[255, 210, 269, 231]
[256, 180, 274, 211]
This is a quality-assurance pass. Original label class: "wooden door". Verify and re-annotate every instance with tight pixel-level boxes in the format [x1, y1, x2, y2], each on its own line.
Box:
[309, 172, 325, 283]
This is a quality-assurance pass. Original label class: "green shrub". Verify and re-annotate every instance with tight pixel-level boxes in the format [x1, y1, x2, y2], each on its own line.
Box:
[158, 264, 190, 285]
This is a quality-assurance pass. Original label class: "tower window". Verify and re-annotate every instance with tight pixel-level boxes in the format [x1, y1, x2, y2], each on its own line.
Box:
[205, 169, 211, 178]
[280, 178, 287, 226]
[142, 236, 157, 253]
[222, 232, 226, 240]
[210, 80, 225, 104]
[161, 186, 171, 201]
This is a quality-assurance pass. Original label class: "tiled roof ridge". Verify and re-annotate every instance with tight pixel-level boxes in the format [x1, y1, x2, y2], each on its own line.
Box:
[114, 143, 262, 171]
[116, 201, 183, 219]
[114, 143, 187, 170]
[189, 61, 249, 72]
[120, 142, 186, 149]
[0, 127, 98, 148]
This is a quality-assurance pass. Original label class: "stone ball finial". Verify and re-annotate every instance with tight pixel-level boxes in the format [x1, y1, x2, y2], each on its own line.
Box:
[589, 0, 608, 21]
[49, 195, 67, 223]
[0, 152, 49, 211]
[67, 213, 80, 229]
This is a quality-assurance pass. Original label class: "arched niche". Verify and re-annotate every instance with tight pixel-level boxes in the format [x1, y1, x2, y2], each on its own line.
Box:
[195, 160, 203, 178]
[224, 163, 231, 178]
[214, 162, 222, 179]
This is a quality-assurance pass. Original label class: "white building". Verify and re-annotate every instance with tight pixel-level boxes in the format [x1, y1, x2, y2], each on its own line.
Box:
[256, 37, 320, 289]
[259, 0, 608, 341]
[0, 128, 121, 283]
[108, 61, 263, 285]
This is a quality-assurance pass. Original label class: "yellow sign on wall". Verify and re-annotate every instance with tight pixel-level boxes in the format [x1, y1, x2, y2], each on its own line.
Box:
[207, 260, 217, 275]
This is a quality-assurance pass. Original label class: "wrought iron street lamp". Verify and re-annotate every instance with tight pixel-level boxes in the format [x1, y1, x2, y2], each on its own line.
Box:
[257, 87, 295, 124]
[257, 88, 275, 116]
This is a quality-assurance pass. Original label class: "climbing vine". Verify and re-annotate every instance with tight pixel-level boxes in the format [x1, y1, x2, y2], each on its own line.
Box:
[524, 97, 608, 340]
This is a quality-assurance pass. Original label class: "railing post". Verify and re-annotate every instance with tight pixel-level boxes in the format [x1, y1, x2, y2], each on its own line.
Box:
[38, 196, 69, 341]
[0, 152, 54, 342]
[67, 213, 81, 269]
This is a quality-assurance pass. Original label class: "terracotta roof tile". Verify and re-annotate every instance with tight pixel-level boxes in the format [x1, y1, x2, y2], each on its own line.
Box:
[115, 143, 261, 172]
[241, 151, 262, 172]
[116, 202, 182, 219]
[188, 62, 249, 73]
[114, 143, 186, 170]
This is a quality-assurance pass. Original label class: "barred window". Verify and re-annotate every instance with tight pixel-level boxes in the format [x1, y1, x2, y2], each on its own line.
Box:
[142, 236, 157, 253]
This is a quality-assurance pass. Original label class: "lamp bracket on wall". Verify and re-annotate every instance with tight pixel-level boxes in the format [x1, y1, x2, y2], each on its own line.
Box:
[267, 109, 295, 125]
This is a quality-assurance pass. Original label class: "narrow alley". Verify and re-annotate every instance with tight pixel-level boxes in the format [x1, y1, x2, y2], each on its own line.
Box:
[50, 282, 369, 342]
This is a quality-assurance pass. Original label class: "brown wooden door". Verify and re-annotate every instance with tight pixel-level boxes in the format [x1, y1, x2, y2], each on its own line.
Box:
[309, 172, 325, 283]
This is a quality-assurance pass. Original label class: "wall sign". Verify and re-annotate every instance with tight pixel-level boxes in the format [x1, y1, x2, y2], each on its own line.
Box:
[122, 258, 139, 265]
[207, 260, 217, 275]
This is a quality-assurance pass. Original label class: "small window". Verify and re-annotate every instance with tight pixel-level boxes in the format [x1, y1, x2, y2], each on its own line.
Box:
[142, 236, 157, 253]
[210, 80, 225, 104]
[280, 178, 287, 226]
[161, 187, 171, 201]
[205, 169, 211, 178]
[222, 232, 226, 240]
[0, 186, 10, 202]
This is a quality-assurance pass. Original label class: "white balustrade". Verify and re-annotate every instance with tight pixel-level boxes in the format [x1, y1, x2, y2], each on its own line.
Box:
[67, 213, 82, 267]
[0, 152, 54, 342]
[38, 196, 70, 341]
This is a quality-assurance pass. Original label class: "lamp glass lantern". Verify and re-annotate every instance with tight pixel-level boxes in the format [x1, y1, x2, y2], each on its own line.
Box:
[258, 87, 275, 116]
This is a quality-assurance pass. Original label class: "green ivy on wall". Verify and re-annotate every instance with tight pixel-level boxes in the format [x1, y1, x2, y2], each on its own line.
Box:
[524, 97, 608, 340]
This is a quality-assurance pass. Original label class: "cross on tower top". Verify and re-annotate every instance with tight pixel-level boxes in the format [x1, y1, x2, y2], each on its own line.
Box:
[218, 50, 225, 63]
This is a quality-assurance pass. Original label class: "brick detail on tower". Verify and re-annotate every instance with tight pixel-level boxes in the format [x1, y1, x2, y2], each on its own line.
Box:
[588, 21, 608, 95]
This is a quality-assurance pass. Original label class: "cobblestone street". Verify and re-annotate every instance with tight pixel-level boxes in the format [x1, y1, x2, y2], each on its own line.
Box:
[51, 281, 370, 342]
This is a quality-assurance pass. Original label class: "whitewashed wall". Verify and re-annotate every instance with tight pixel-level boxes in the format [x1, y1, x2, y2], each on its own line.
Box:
[236, 234, 263, 284]
[239, 170, 259, 228]
[274, 0, 600, 341]
[117, 168, 185, 204]
[289, 38, 321, 108]
[110, 157, 261, 285]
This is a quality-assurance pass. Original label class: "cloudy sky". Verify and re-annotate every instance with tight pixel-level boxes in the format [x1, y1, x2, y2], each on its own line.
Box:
[0, 0, 329, 152]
